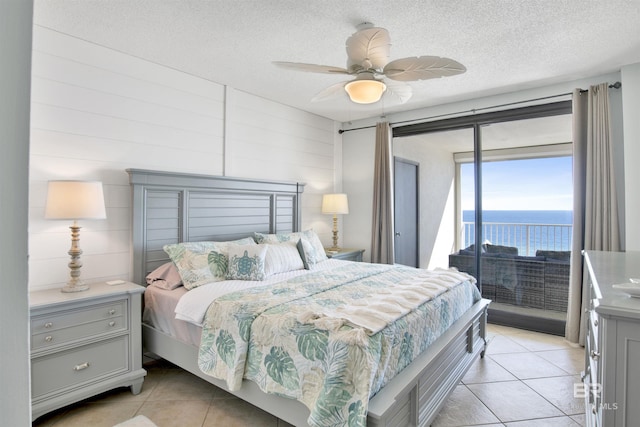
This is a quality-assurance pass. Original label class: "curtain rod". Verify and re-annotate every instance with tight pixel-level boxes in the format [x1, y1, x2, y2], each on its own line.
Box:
[337, 81, 622, 134]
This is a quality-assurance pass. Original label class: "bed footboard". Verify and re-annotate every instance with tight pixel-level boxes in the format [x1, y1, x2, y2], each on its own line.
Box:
[142, 298, 489, 427]
[367, 298, 490, 427]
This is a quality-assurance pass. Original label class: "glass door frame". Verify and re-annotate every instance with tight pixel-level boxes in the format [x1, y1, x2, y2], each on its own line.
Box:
[392, 101, 572, 333]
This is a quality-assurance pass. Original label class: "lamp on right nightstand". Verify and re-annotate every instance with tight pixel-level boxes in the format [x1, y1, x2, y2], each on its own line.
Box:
[322, 193, 349, 250]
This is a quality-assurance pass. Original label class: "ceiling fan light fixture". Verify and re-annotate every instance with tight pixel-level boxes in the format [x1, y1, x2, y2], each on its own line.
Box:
[275, 24, 464, 105]
[344, 79, 387, 104]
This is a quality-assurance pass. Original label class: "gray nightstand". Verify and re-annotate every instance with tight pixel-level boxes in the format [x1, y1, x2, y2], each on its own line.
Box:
[29, 281, 146, 421]
[325, 248, 365, 262]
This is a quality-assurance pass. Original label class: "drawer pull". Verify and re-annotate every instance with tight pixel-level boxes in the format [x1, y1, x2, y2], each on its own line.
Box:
[44, 322, 53, 329]
[73, 362, 90, 371]
[109, 321, 116, 327]
[108, 309, 116, 315]
[45, 336, 53, 342]
[592, 405, 597, 414]
[594, 318, 599, 327]
[590, 350, 600, 360]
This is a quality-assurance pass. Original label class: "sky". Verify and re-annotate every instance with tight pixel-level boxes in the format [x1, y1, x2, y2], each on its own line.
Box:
[461, 156, 573, 211]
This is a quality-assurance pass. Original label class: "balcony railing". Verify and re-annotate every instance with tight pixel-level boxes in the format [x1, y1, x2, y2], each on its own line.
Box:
[462, 221, 572, 256]
[454, 221, 573, 313]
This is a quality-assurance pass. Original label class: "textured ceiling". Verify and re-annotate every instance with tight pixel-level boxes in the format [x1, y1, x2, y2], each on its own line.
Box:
[33, 0, 640, 122]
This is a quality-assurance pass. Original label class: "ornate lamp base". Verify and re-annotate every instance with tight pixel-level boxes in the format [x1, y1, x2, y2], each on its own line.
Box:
[61, 221, 90, 293]
[61, 282, 90, 293]
[330, 214, 340, 251]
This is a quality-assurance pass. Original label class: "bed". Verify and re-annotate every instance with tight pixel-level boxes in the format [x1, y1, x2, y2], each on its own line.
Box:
[129, 168, 490, 427]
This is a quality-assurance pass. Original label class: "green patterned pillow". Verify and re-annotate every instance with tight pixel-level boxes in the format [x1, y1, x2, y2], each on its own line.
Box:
[297, 236, 326, 269]
[227, 244, 267, 281]
[301, 229, 328, 264]
[163, 237, 255, 290]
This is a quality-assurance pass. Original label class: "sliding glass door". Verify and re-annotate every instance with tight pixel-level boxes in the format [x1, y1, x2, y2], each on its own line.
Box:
[477, 117, 572, 333]
[393, 102, 573, 334]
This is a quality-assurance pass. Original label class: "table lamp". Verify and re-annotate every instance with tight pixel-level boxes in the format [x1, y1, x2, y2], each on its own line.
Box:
[322, 193, 349, 250]
[45, 180, 107, 292]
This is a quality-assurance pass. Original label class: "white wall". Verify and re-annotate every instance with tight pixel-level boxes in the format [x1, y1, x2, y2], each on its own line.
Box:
[342, 129, 377, 262]
[342, 72, 629, 258]
[224, 88, 339, 230]
[1, 0, 32, 423]
[393, 138, 456, 269]
[29, 26, 338, 291]
[622, 63, 640, 250]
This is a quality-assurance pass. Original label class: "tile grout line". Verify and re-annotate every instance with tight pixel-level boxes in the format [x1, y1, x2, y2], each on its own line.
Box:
[441, 325, 585, 426]
[461, 382, 508, 425]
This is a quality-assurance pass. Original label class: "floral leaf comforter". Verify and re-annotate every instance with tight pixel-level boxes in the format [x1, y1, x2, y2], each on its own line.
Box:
[198, 262, 480, 427]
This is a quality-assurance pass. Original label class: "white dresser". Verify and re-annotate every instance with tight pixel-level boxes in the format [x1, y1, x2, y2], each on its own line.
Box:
[583, 251, 640, 427]
[29, 282, 146, 421]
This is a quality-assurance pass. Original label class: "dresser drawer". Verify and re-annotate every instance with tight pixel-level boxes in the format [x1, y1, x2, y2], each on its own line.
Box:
[586, 316, 600, 381]
[31, 300, 126, 334]
[588, 310, 599, 355]
[31, 336, 129, 399]
[31, 300, 127, 350]
[583, 375, 602, 427]
[32, 316, 125, 351]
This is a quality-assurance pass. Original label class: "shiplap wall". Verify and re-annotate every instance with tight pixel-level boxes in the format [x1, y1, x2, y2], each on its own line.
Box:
[29, 26, 338, 290]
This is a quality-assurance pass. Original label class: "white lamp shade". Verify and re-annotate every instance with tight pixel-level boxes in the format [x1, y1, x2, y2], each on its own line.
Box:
[322, 193, 349, 215]
[45, 180, 107, 220]
[344, 79, 386, 104]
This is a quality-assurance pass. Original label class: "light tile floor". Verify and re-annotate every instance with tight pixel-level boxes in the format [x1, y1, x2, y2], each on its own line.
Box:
[32, 324, 586, 427]
[432, 324, 586, 427]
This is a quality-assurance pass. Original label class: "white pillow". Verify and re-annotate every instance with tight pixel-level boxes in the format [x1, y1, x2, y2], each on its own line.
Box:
[226, 244, 268, 281]
[253, 230, 302, 244]
[264, 242, 304, 276]
[254, 229, 327, 264]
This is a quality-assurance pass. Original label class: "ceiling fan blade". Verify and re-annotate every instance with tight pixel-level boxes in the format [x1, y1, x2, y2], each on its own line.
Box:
[383, 56, 466, 81]
[345, 27, 391, 71]
[382, 79, 413, 104]
[311, 81, 348, 102]
[273, 61, 350, 74]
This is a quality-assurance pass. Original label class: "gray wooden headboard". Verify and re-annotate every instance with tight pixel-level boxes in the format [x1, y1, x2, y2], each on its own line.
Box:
[127, 169, 305, 285]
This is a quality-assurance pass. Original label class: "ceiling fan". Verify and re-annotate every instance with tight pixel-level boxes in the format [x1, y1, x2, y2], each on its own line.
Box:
[273, 23, 466, 105]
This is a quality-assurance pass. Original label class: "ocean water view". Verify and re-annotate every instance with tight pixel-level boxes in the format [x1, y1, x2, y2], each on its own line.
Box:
[462, 210, 573, 255]
[463, 210, 572, 225]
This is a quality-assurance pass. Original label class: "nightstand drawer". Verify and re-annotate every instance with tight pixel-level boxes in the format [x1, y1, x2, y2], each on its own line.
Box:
[31, 336, 129, 399]
[31, 315, 126, 351]
[31, 300, 126, 335]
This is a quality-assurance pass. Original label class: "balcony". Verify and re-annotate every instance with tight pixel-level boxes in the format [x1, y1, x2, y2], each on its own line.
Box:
[462, 221, 572, 256]
[450, 221, 572, 313]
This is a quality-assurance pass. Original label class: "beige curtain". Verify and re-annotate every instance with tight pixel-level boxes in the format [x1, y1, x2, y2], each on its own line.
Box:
[371, 122, 395, 264]
[565, 83, 621, 344]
